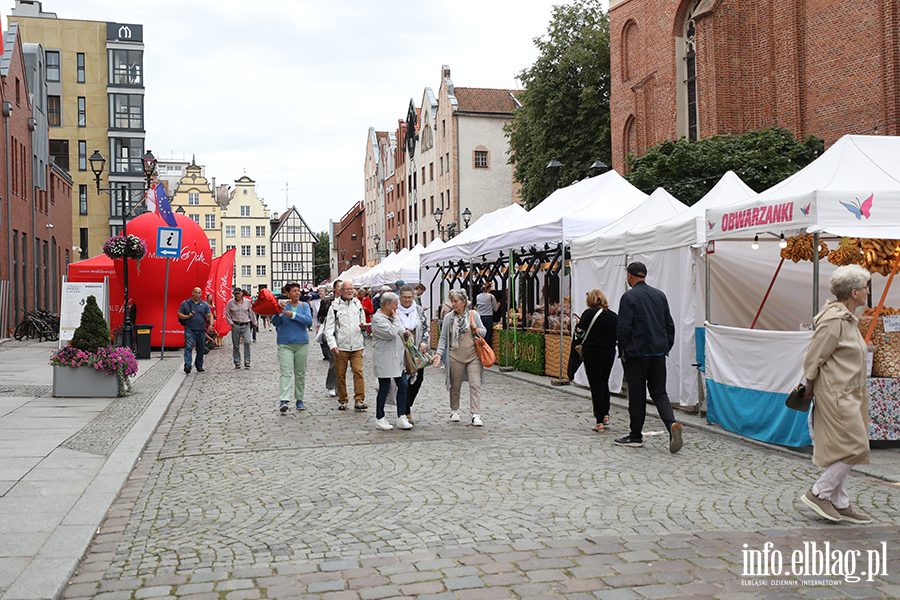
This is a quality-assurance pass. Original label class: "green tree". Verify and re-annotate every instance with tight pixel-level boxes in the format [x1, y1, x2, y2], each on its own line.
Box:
[71, 295, 111, 354]
[313, 231, 330, 284]
[505, 0, 611, 208]
[625, 128, 825, 206]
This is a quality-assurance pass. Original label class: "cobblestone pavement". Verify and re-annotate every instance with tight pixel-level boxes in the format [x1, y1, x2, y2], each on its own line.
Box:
[63, 330, 900, 599]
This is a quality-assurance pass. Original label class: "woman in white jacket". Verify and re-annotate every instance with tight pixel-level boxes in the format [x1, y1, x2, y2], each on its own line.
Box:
[371, 292, 411, 431]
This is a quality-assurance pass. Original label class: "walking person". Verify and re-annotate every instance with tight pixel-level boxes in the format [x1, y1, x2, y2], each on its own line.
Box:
[226, 288, 257, 369]
[433, 289, 487, 426]
[317, 280, 339, 397]
[273, 282, 313, 413]
[241, 290, 258, 342]
[398, 285, 429, 423]
[324, 280, 369, 411]
[371, 292, 412, 430]
[799, 265, 872, 523]
[615, 262, 682, 453]
[177, 287, 212, 374]
[475, 283, 499, 347]
[576, 289, 618, 432]
[358, 288, 374, 336]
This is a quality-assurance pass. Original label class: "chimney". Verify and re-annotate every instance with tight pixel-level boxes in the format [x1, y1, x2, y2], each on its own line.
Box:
[442, 65, 450, 79]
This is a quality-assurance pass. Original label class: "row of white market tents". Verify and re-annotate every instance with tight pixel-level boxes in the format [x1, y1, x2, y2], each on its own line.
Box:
[338, 135, 900, 432]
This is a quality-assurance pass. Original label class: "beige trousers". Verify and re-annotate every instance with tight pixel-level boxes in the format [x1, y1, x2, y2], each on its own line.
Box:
[449, 357, 482, 414]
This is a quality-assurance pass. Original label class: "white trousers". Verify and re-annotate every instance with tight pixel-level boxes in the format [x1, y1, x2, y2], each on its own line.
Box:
[812, 461, 852, 510]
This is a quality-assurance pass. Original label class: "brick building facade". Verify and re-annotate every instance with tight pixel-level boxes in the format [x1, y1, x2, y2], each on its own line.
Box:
[0, 24, 73, 334]
[609, 0, 900, 172]
[334, 201, 364, 275]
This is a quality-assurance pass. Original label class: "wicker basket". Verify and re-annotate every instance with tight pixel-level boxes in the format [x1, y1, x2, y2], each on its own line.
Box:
[492, 325, 501, 358]
[858, 316, 900, 378]
[430, 320, 440, 350]
[544, 329, 572, 379]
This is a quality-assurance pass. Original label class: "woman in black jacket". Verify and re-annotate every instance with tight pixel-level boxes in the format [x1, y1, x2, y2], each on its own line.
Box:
[577, 289, 618, 432]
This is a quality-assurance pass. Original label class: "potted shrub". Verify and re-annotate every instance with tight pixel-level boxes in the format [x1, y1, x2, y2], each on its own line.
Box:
[50, 295, 139, 397]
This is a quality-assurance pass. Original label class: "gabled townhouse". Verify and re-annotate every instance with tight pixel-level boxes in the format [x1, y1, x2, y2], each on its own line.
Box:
[270, 206, 318, 292]
[221, 175, 270, 294]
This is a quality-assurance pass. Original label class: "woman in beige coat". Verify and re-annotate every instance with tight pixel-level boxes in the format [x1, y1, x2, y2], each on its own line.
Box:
[800, 264, 871, 524]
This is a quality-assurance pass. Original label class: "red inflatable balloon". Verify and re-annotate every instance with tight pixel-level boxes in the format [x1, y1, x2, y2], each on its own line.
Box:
[112, 212, 212, 347]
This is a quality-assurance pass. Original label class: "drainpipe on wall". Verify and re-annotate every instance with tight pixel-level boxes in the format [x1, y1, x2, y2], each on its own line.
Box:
[4, 101, 12, 328]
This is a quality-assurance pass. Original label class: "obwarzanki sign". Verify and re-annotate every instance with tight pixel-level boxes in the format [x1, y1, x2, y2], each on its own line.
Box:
[713, 202, 798, 233]
[706, 196, 817, 240]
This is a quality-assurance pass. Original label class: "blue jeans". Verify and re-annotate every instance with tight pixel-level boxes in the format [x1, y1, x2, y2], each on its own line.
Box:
[376, 373, 408, 420]
[184, 328, 206, 369]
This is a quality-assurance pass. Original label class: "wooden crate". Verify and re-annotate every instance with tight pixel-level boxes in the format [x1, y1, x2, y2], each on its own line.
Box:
[544, 329, 572, 379]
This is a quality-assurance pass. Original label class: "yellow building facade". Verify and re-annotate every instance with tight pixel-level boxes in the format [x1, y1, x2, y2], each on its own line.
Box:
[221, 176, 271, 294]
[169, 161, 220, 258]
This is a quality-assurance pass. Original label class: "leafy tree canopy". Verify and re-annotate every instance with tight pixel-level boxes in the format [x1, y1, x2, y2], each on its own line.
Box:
[625, 128, 825, 206]
[505, 0, 611, 209]
[314, 231, 330, 284]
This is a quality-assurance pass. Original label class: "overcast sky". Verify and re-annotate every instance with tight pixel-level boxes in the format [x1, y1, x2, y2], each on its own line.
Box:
[4, 0, 607, 233]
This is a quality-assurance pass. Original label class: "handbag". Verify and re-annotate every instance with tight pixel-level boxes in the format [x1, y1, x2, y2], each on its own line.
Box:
[785, 383, 811, 412]
[400, 332, 428, 374]
[470, 311, 496, 368]
[574, 309, 603, 357]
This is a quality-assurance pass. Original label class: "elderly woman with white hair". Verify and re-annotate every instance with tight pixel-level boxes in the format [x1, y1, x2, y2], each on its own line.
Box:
[371, 291, 411, 431]
[433, 289, 487, 426]
[800, 264, 872, 524]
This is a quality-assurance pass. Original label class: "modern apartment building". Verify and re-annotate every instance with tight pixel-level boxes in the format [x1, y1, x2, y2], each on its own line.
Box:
[222, 176, 271, 294]
[11, 0, 147, 259]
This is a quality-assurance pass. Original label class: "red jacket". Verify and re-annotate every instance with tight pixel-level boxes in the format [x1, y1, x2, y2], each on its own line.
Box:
[361, 297, 374, 323]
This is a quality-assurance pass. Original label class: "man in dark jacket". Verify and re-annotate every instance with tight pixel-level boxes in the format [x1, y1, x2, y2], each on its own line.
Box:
[615, 262, 683, 453]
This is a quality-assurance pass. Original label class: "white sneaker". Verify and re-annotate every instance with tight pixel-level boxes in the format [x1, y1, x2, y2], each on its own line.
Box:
[471, 414, 483, 427]
[449, 411, 460, 422]
[375, 417, 393, 430]
[328, 389, 336, 397]
[397, 415, 413, 430]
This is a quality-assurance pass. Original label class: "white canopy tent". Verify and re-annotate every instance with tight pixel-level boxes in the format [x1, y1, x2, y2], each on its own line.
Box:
[420, 204, 528, 267]
[353, 248, 409, 289]
[380, 244, 425, 285]
[336, 264, 370, 284]
[469, 170, 649, 258]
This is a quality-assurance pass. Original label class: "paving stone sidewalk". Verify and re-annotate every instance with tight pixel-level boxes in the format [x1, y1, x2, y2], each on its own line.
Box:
[59, 330, 900, 600]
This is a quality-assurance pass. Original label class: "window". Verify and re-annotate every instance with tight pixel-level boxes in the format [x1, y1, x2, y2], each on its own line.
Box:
[242, 284, 251, 293]
[79, 228, 88, 259]
[205, 214, 215, 229]
[474, 150, 489, 169]
[293, 263, 303, 272]
[240, 205, 250, 217]
[108, 94, 143, 130]
[15, 78, 20, 105]
[256, 265, 266, 277]
[293, 243, 303, 252]
[442, 119, 446, 137]
[284, 263, 292, 272]
[189, 214, 200, 224]
[241, 245, 251, 256]
[225, 226, 236, 237]
[46, 51, 60, 81]
[446, 153, 450, 173]
[351, 233, 357, 241]
[79, 185, 87, 215]
[429, 163, 434, 180]
[108, 183, 144, 217]
[226, 244, 236, 252]
[48, 96, 61, 126]
[108, 49, 142, 86]
[109, 137, 144, 173]
[684, 3, 699, 142]
[49, 140, 68, 171]
[256, 226, 266, 237]
[209, 239, 216, 256]
[77, 52, 85, 83]
[78, 141, 87, 171]
[241, 225, 250, 237]
[78, 97, 86, 127]
[241, 265, 251, 277]
[256, 245, 266, 256]
[188, 193, 199, 205]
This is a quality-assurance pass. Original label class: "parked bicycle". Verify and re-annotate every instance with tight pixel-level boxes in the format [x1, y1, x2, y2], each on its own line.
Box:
[14, 308, 59, 342]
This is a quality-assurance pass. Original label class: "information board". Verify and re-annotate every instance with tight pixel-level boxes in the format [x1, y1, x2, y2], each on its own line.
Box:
[59, 280, 109, 342]
[156, 227, 182, 258]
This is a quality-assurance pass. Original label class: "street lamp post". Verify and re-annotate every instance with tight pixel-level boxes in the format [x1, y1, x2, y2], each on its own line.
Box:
[393, 234, 400, 252]
[547, 157, 563, 190]
[89, 149, 157, 350]
[373, 233, 381, 259]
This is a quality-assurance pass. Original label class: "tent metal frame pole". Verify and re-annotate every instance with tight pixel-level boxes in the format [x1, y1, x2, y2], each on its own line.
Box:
[813, 232, 820, 327]
[705, 247, 711, 322]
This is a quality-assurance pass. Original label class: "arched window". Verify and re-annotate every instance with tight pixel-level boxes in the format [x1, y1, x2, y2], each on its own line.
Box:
[622, 20, 639, 81]
[683, 1, 699, 141]
[623, 115, 637, 165]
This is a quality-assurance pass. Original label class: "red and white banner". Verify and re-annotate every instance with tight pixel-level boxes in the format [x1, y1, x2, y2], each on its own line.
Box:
[204, 248, 236, 338]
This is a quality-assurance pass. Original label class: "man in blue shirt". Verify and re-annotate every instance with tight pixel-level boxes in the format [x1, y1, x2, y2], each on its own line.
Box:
[615, 262, 683, 453]
[178, 287, 213, 373]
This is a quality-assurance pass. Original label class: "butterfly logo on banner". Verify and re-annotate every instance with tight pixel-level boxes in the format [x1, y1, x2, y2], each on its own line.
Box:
[840, 194, 873, 220]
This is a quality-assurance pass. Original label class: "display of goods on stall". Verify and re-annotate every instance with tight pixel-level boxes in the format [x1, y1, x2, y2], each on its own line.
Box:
[862, 307, 900, 317]
[430, 320, 440, 350]
[780, 234, 828, 262]
[544, 330, 572, 380]
[858, 316, 900, 378]
[829, 238, 900, 276]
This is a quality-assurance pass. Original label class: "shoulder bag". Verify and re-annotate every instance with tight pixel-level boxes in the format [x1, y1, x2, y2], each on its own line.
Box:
[470, 311, 495, 368]
[785, 383, 811, 412]
[574, 309, 603, 357]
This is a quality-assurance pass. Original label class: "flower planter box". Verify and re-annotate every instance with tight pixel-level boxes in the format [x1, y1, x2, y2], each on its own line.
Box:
[52, 365, 119, 398]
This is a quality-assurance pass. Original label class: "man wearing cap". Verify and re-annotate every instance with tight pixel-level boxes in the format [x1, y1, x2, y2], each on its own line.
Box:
[324, 280, 369, 411]
[227, 288, 257, 369]
[615, 262, 683, 453]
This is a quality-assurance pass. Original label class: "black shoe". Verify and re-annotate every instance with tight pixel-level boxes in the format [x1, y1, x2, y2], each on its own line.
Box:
[196, 367, 205, 373]
[669, 423, 683, 454]
[184, 365, 191, 374]
[613, 435, 644, 448]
